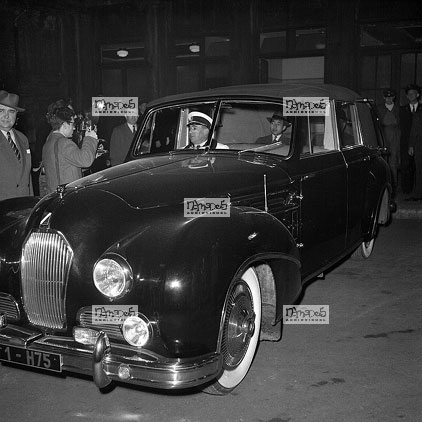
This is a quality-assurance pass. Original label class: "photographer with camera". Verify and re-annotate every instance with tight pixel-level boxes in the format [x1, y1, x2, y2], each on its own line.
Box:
[42, 102, 98, 194]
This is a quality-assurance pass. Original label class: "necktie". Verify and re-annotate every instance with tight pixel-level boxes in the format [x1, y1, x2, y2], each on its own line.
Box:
[7, 131, 21, 160]
[132, 125, 136, 133]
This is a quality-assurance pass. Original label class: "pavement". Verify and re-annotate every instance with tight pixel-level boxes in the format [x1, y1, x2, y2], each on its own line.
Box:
[1, 220, 420, 422]
[393, 191, 422, 219]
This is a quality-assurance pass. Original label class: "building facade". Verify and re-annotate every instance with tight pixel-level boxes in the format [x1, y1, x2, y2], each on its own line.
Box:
[1, 0, 421, 139]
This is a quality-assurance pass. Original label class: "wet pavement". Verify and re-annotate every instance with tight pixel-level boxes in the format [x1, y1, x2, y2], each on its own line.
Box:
[0, 219, 421, 422]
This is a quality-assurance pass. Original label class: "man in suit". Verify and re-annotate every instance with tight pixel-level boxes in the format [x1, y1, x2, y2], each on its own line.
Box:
[110, 113, 139, 166]
[408, 95, 422, 200]
[400, 84, 421, 195]
[0, 90, 33, 201]
[256, 111, 291, 144]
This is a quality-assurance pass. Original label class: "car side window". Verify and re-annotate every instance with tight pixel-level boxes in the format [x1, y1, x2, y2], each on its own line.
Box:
[299, 114, 336, 155]
[215, 101, 293, 156]
[356, 101, 383, 148]
[335, 102, 360, 148]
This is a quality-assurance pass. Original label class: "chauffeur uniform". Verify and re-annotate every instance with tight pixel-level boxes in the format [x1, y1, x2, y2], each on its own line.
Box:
[0, 127, 33, 201]
[377, 94, 401, 195]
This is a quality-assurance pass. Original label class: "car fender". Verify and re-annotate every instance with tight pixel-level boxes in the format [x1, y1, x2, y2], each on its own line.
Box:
[362, 157, 392, 239]
[106, 205, 301, 355]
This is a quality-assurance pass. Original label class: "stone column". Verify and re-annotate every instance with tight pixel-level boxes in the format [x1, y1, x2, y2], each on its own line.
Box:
[145, 0, 175, 98]
[324, 0, 360, 90]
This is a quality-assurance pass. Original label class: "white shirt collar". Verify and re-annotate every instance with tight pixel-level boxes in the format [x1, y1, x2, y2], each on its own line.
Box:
[1, 129, 15, 142]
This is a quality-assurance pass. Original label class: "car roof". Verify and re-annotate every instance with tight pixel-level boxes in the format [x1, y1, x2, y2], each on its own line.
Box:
[147, 83, 363, 107]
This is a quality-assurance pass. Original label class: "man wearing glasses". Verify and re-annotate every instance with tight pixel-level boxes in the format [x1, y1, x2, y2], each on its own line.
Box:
[0, 90, 33, 201]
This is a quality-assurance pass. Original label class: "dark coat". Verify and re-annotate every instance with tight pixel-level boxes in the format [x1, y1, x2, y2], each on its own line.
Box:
[0, 129, 33, 200]
[110, 123, 136, 166]
[400, 103, 422, 154]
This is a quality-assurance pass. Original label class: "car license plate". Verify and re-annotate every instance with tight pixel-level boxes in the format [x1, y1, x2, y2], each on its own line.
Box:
[0, 345, 62, 373]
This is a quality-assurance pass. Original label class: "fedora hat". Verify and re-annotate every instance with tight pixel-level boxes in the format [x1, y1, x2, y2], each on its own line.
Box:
[267, 111, 291, 126]
[0, 90, 25, 112]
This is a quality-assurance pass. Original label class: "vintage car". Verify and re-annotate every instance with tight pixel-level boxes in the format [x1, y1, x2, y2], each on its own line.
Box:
[0, 84, 392, 395]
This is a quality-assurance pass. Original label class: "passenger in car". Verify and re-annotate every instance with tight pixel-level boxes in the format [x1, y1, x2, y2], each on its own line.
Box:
[255, 111, 291, 145]
[185, 111, 228, 149]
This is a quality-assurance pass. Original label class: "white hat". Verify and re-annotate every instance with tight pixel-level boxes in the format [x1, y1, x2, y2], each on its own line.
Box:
[187, 111, 212, 129]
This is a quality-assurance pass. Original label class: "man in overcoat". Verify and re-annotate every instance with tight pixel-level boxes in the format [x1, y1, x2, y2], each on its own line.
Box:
[400, 84, 421, 194]
[0, 90, 33, 201]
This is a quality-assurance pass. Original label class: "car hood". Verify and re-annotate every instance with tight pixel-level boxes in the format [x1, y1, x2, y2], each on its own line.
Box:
[66, 152, 291, 210]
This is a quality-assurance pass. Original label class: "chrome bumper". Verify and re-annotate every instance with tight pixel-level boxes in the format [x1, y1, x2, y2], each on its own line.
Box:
[0, 324, 221, 390]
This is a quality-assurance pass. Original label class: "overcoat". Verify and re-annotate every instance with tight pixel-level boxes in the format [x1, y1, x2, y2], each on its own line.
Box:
[0, 129, 33, 200]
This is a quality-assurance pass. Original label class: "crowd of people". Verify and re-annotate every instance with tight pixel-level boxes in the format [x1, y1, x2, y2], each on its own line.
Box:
[0, 91, 146, 200]
[1, 84, 422, 202]
[377, 83, 422, 200]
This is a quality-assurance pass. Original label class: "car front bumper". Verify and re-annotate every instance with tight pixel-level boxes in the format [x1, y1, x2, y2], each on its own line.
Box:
[0, 324, 221, 390]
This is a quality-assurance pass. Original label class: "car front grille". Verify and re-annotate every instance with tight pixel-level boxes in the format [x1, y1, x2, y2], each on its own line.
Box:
[21, 230, 73, 330]
[0, 293, 20, 322]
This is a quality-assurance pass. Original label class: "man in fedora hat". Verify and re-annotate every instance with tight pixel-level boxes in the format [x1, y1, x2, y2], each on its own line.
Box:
[0, 90, 33, 201]
[256, 111, 291, 144]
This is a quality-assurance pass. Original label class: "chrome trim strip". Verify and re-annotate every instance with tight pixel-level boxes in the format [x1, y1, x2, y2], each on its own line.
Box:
[0, 330, 221, 390]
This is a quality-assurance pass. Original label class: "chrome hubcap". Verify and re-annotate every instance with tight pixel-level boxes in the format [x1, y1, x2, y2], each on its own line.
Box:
[221, 281, 255, 369]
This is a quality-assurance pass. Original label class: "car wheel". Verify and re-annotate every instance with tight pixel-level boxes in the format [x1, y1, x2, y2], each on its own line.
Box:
[352, 238, 375, 259]
[202, 267, 261, 395]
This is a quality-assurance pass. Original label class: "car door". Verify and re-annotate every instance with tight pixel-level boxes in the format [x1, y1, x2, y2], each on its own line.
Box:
[335, 101, 371, 248]
[293, 109, 348, 279]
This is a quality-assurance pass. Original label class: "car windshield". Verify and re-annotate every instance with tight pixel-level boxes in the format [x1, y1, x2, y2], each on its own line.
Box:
[133, 100, 293, 157]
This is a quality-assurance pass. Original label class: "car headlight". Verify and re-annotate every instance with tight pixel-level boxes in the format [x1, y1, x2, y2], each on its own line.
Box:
[122, 315, 151, 347]
[93, 255, 133, 299]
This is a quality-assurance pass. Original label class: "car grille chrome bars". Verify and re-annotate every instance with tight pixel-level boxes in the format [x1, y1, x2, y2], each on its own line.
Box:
[21, 230, 73, 330]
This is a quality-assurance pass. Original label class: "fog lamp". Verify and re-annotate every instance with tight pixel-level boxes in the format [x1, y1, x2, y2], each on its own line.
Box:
[118, 364, 132, 380]
[74, 327, 100, 345]
[122, 315, 151, 347]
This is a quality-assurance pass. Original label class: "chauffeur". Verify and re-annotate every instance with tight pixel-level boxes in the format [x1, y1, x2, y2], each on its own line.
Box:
[378, 88, 400, 198]
[0, 90, 33, 201]
[186, 111, 228, 149]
